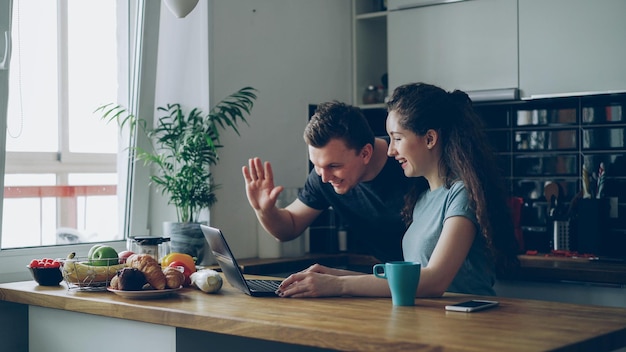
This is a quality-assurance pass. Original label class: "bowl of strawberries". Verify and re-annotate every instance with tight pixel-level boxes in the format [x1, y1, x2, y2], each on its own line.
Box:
[27, 258, 63, 286]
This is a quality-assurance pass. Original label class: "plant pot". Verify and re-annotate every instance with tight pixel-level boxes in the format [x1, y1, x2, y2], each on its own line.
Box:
[163, 221, 206, 264]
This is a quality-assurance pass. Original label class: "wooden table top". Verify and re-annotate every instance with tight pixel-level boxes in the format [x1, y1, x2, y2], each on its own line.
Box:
[1, 278, 626, 351]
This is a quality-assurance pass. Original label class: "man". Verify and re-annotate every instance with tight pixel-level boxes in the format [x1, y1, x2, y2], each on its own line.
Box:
[242, 101, 412, 262]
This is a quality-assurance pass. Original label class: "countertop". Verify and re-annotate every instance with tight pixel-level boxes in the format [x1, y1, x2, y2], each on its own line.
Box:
[219, 253, 626, 286]
[2, 278, 626, 351]
[517, 253, 626, 285]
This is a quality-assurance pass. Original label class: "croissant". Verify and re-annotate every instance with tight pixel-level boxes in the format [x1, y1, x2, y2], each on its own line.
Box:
[162, 266, 185, 289]
[127, 254, 166, 290]
[109, 274, 121, 290]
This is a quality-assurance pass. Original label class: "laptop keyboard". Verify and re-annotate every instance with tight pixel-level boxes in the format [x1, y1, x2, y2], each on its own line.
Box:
[246, 279, 281, 292]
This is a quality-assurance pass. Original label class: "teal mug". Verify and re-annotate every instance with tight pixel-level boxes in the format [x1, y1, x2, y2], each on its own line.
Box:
[373, 261, 421, 306]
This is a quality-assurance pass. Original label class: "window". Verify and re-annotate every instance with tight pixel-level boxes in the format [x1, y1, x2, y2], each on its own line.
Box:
[1, 0, 160, 282]
[2, 0, 124, 249]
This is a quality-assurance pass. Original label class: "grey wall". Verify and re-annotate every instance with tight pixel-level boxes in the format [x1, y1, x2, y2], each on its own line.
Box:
[210, 0, 352, 259]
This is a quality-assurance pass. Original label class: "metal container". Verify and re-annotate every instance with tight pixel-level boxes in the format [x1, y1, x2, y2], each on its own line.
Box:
[552, 221, 570, 251]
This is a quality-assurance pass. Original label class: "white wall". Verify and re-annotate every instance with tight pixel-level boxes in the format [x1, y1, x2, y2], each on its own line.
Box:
[210, 0, 352, 259]
[148, 0, 212, 235]
[150, 0, 352, 261]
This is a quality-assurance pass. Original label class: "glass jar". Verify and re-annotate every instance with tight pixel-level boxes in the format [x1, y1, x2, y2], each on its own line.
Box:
[362, 85, 378, 104]
[128, 236, 171, 262]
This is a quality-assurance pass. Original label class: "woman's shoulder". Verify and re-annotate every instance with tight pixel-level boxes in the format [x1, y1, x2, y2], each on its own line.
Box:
[444, 181, 472, 209]
[448, 180, 467, 194]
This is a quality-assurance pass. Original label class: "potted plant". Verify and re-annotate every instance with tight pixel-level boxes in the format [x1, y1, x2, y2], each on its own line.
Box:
[97, 87, 257, 262]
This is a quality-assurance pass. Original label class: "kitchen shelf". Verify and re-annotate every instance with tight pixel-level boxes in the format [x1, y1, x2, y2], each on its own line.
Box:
[353, 0, 388, 106]
[516, 254, 626, 286]
[355, 11, 387, 20]
[474, 92, 626, 258]
[354, 0, 387, 15]
[358, 103, 386, 110]
[475, 93, 626, 199]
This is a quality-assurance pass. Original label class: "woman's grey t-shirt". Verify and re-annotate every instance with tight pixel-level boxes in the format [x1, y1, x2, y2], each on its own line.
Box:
[402, 182, 496, 296]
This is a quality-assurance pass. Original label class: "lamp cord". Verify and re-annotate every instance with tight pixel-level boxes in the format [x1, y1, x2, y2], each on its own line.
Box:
[7, 0, 24, 139]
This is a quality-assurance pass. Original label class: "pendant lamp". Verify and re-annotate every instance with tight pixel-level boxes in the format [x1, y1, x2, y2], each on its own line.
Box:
[164, 0, 199, 18]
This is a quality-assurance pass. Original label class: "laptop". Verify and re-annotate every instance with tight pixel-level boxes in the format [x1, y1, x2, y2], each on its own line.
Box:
[201, 225, 282, 297]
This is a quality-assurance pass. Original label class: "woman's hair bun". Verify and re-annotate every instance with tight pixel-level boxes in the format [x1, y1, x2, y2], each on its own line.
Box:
[449, 89, 470, 106]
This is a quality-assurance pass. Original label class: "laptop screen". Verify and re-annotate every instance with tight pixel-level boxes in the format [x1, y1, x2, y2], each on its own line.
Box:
[201, 224, 282, 297]
[201, 225, 253, 294]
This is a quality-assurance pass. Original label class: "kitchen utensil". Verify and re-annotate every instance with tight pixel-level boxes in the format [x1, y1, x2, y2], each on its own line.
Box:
[582, 164, 592, 198]
[544, 182, 559, 219]
[552, 220, 570, 251]
[596, 162, 605, 199]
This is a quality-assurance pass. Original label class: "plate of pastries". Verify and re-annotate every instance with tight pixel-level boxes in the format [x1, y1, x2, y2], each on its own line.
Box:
[107, 253, 185, 299]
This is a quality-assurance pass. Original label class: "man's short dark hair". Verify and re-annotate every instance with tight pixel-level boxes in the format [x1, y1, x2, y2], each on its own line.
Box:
[304, 101, 375, 152]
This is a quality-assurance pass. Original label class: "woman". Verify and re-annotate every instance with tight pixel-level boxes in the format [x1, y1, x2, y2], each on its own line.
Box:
[276, 82, 520, 298]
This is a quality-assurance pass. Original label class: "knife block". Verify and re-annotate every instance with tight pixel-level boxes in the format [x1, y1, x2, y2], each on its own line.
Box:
[571, 198, 610, 256]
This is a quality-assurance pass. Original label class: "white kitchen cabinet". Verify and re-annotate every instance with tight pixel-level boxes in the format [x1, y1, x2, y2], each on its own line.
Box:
[30, 306, 176, 352]
[519, 0, 626, 98]
[387, 0, 518, 93]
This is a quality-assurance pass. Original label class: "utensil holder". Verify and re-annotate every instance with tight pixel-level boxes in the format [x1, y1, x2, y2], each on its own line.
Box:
[552, 220, 570, 251]
[572, 198, 610, 256]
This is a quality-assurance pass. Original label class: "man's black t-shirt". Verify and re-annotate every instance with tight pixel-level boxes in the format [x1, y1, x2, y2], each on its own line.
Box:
[298, 156, 412, 263]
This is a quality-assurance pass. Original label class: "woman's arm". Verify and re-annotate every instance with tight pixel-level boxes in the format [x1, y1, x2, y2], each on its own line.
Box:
[415, 216, 475, 297]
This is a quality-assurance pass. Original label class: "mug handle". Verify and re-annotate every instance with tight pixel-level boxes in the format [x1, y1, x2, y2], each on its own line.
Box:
[373, 264, 387, 279]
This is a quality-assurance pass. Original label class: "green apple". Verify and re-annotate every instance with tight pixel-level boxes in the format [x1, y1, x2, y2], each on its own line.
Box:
[87, 244, 103, 259]
[88, 245, 119, 266]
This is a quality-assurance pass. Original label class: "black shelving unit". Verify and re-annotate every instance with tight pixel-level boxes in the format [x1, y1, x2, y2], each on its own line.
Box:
[474, 92, 626, 257]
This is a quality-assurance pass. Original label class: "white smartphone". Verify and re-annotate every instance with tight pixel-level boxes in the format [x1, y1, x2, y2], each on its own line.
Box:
[445, 299, 499, 312]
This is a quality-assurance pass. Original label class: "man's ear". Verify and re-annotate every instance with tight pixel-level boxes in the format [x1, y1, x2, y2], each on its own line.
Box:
[360, 143, 374, 162]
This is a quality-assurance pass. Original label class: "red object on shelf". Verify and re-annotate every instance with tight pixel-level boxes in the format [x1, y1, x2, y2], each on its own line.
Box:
[525, 249, 596, 258]
[548, 250, 596, 258]
[507, 197, 524, 252]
